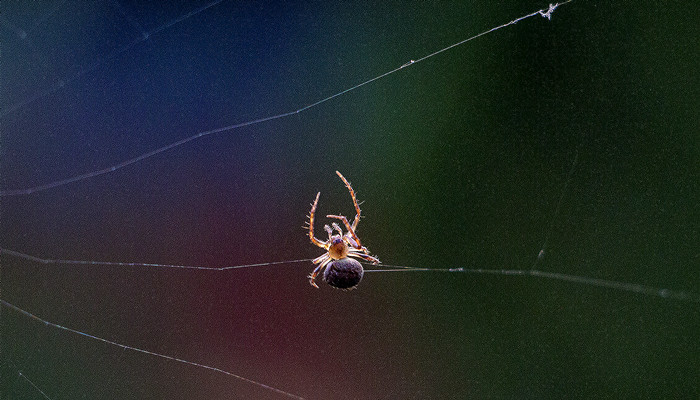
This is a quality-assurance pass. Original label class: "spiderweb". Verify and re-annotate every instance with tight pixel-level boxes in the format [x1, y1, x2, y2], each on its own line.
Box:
[2, 1, 698, 399]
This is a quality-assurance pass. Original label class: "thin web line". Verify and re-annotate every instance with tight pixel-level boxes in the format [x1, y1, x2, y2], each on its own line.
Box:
[2, 247, 697, 303]
[3, 358, 54, 399]
[363, 264, 700, 303]
[532, 148, 580, 268]
[0, 1, 572, 197]
[0, 300, 306, 400]
[0, 248, 312, 271]
[0, 0, 227, 119]
[18, 370, 53, 400]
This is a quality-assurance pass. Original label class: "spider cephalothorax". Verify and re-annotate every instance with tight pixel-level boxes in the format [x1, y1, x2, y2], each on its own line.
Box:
[306, 171, 380, 289]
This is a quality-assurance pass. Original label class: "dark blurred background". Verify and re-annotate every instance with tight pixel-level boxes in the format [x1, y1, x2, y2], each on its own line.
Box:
[1, 1, 698, 399]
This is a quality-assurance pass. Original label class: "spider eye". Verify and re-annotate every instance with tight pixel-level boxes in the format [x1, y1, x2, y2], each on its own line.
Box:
[331, 237, 344, 245]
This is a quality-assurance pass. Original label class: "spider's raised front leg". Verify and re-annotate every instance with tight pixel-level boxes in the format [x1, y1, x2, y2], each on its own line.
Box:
[336, 171, 362, 231]
[308, 192, 326, 249]
[331, 222, 343, 236]
[327, 214, 363, 249]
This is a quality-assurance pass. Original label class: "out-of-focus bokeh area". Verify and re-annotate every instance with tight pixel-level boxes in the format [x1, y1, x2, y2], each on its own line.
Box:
[1, 1, 698, 398]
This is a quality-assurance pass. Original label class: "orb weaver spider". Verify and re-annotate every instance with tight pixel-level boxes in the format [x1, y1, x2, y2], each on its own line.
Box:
[307, 171, 380, 289]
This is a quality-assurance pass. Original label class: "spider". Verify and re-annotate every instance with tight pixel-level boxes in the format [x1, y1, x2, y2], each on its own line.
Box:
[307, 171, 380, 289]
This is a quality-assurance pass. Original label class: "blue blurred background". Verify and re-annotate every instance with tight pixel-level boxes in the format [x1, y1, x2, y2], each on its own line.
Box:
[1, 1, 698, 399]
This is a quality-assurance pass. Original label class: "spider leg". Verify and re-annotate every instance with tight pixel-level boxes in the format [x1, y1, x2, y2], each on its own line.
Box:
[331, 222, 343, 236]
[336, 171, 362, 231]
[308, 255, 331, 288]
[308, 192, 327, 249]
[327, 214, 362, 249]
[348, 248, 380, 264]
[312, 253, 328, 264]
[324, 225, 333, 241]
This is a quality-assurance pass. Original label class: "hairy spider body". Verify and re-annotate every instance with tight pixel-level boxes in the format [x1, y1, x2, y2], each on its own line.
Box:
[328, 236, 349, 260]
[307, 171, 379, 289]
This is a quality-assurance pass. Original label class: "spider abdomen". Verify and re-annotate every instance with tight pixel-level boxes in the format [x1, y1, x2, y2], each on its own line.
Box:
[323, 258, 364, 290]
